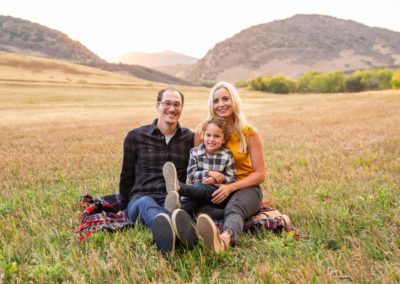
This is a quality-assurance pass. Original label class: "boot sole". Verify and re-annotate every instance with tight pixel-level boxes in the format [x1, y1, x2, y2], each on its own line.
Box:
[197, 214, 224, 252]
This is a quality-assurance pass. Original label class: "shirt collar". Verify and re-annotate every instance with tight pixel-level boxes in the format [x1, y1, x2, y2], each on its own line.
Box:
[198, 143, 225, 155]
[150, 119, 182, 136]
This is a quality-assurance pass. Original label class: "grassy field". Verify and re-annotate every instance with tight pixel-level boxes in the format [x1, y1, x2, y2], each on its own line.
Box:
[0, 75, 399, 283]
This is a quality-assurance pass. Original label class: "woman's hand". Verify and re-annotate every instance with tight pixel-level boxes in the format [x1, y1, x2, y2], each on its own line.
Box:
[208, 171, 225, 184]
[211, 184, 234, 204]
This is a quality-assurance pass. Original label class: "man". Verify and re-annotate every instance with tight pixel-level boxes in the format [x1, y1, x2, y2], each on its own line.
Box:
[119, 88, 196, 255]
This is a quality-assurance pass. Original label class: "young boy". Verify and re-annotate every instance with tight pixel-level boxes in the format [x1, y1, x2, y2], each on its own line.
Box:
[163, 117, 236, 212]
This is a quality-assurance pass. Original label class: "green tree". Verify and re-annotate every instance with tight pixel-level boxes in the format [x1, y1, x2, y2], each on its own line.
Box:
[248, 77, 263, 90]
[268, 76, 295, 94]
[297, 72, 321, 93]
[307, 72, 345, 93]
[345, 75, 365, 92]
[235, 80, 248, 88]
[375, 69, 393, 89]
[392, 71, 400, 89]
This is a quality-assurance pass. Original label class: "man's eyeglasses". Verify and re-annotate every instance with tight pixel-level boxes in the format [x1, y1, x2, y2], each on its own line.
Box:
[159, 101, 182, 109]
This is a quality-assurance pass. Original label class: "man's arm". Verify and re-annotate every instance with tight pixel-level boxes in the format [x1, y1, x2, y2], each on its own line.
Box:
[119, 133, 136, 210]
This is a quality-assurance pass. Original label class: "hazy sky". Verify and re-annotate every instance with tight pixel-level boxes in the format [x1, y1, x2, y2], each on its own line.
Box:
[1, 0, 399, 61]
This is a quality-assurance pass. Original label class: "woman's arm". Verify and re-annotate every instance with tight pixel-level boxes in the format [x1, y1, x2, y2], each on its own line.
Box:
[194, 130, 202, 147]
[211, 128, 265, 204]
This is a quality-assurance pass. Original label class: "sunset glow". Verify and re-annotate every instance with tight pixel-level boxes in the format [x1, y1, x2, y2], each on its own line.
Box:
[1, 0, 398, 61]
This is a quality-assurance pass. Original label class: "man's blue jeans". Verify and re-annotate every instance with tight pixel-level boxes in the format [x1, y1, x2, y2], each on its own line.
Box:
[126, 194, 171, 228]
[195, 185, 263, 242]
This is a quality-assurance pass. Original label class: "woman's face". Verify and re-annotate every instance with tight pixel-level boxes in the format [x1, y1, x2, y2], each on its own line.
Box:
[212, 88, 234, 118]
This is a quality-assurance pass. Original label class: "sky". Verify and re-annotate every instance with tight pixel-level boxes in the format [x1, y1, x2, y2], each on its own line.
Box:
[1, 0, 399, 62]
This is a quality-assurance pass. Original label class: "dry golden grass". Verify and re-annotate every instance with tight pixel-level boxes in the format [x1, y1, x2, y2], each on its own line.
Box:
[0, 66, 399, 282]
[0, 51, 152, 85]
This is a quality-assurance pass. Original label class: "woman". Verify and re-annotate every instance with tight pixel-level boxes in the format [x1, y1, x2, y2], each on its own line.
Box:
[195, 81, 266, 252]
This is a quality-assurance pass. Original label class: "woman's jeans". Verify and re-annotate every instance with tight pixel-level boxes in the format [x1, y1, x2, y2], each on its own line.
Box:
[196, 185, 263, 242]
[126, 194, 170, 228]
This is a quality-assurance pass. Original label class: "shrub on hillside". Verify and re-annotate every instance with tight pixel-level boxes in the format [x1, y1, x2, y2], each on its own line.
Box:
[345, 74, 365, 92]
[249, 68, 397, 94]
[352, 70, 379, 90]
[249, 76, 295, 94]
[299, 71, 345, 93]
[375, 69, 393, 89]
[297, 72, 320, 93]
[268, 76, 296, 94]
[392, 71, 400, 89]
[345, 69, 393, 92]
[248, 77, 263, 91]
[235, 80, 249, 88]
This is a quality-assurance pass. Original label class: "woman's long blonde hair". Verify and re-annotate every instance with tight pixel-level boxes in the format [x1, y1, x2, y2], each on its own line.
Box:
[207, 81, 249, 153]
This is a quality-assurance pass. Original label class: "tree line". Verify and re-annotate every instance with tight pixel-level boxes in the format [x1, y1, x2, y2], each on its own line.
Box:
[237, 69, 400, 94]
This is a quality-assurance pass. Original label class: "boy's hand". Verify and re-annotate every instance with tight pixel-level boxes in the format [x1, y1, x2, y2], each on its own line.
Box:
[207, 171, 225, 184]
[202, 177, 216, 184]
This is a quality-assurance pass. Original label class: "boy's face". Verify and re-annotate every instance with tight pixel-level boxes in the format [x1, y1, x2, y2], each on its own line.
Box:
[203, 123, 225, 153]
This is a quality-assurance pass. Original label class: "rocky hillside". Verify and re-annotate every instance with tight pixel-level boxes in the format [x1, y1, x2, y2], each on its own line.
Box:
[0, 15, 193, 85]
[183, 14, 400, 84]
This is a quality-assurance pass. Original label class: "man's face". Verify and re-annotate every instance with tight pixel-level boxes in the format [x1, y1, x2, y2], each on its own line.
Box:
[157, 90, 183, 126]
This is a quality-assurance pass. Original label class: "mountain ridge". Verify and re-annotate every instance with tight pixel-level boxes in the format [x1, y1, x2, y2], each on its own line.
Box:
[0, 15, 193, 86]
[114, 50, 198, 67]
[182, 14, 400, 84]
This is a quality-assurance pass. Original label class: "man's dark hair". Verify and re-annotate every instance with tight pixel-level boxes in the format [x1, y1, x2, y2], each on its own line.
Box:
[157, 88, 184, 106]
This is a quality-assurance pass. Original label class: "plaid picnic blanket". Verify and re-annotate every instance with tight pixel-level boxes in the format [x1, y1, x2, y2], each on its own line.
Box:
[76, 193, 298, 241]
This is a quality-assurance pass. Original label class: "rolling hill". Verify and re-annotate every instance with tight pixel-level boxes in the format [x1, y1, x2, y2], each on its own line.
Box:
[114, 50, 198, 78]
[0, 51, 152, 85]
[182, 14, 400, 84]
[114, 50, 198, 67]
[0, 15, 193, 86]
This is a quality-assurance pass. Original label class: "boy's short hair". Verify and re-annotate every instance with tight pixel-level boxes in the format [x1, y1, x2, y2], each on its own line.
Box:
[201, 117, 231, 142]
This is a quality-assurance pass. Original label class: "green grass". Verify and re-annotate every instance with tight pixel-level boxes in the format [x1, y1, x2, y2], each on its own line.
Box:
[0, 82, 399, 283]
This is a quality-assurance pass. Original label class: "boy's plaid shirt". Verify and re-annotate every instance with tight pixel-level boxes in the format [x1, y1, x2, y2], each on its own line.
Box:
[187, 143, 236, 184]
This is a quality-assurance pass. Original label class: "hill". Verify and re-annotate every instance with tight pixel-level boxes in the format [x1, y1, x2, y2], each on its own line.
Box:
[114, 50, 198, 67]
[183, 14, 400, 84]
[115, 50, 198, 78]
[0, 15, 193, 86]
[0, 51, 153, 85]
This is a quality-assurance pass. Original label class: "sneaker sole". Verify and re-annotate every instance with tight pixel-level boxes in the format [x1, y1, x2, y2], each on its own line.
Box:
[172, 209, 196, 249]
[164, 191, 180, 213]
[151, 213, 175, 255]
[163, 161, 178, 193]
